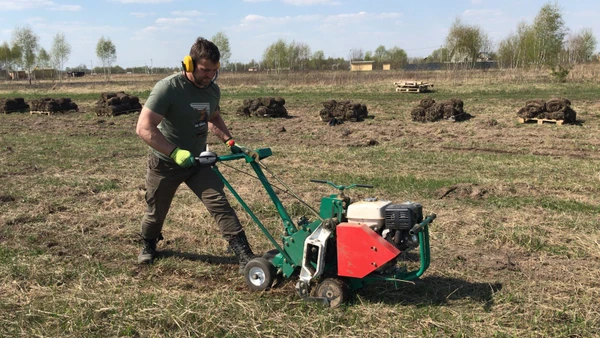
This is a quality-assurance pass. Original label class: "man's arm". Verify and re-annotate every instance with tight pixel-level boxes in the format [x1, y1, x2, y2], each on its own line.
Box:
[208, 109, 233, 143]
[136, 107, 176, 156]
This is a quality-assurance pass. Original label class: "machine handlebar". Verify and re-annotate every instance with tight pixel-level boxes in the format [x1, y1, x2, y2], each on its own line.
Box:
[310, 179, 373, 191]
[409, 213, 437, 236]
[309, 179, 328, 184]
[193, 148, 273, 166]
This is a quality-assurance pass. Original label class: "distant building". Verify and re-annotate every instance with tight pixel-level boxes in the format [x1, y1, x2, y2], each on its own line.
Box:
[350, 60, 374, 71]
[476, 52, 492, 62]
[67, 71, 85, 77]
[8, 71, 27, 80]
[248, 67, 259, 72]
[382, 63, 391, 71]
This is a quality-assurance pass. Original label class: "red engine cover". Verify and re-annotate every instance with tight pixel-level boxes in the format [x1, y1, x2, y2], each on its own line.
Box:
[336, 223, 400, 278]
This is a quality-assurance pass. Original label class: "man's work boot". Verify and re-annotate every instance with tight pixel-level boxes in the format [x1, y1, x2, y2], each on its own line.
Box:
[137, 235, 162, 264]
[227, 231, 258, 274]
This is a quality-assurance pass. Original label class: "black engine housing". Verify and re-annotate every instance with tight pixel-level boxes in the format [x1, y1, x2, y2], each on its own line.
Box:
[384, 202, 423, 230]
[381, 202, 423, 251]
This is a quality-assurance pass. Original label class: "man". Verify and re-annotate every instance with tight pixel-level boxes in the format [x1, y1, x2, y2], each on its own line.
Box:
[135, 37, 256, 273]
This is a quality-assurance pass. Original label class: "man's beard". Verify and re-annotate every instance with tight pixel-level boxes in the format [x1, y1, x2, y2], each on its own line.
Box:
[193, 73, 211, 88]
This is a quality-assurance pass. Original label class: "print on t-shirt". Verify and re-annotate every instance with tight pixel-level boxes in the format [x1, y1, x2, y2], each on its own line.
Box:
[191, 102, 210, 138]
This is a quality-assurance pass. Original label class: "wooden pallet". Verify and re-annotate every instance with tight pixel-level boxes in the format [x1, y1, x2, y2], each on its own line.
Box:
[518, 117, 564, 125]
[394, 80, 433, 93]
[396, 87, 423, 93]
[30, 109, 78, 116]
[394, 80, 429, 86]
[30, 110, 52, 115]
[396, 85, 431, 93]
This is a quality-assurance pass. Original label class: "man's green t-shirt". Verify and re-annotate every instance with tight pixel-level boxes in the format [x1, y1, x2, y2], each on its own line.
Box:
[144, 73, 221, 161]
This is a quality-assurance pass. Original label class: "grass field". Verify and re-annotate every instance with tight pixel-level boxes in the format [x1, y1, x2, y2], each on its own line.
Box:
[1, 67, 599, 337]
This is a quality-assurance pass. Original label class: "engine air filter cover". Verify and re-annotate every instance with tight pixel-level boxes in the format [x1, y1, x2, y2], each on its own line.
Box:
[384, 202, 423, 230]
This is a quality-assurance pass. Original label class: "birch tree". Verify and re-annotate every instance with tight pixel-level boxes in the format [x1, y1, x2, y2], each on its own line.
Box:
[211, 31, 231, 67]
[12, 26, 39, 84]
[50, 32, 71, 82]
[96, 36, 116, 79]
[445, 18, 490, 67]
[532, 2, 567, 68]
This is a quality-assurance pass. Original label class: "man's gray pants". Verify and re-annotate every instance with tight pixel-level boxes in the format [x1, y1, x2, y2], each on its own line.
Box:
[140, 153, 243, 240]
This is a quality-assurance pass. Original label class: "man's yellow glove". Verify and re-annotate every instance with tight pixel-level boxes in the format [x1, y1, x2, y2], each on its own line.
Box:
[169, 147, 195, 168]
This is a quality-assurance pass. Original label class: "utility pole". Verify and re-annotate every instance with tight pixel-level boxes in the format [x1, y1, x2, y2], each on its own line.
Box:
[90, 60, 93, 74]
[150, 59, 153, 74]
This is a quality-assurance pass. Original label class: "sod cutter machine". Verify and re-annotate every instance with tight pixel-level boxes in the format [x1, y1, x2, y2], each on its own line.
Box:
[196, 147, 436, 307]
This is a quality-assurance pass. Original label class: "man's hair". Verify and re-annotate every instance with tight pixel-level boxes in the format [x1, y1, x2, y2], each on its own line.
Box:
[189, 37, 220, 63]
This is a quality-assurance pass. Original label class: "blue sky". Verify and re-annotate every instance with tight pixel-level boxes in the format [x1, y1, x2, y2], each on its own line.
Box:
[0, 0, 598, 69]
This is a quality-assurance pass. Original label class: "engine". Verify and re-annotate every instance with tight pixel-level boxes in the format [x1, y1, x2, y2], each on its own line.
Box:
[346, 198, 423, 251]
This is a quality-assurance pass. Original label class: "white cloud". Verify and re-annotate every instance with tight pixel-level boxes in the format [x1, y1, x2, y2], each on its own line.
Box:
[242, 0, 339, 3]
[0, 0, 51, 10]
[141, 26, 168, 33]
[155, 17, 191, 25]
[0, 0, 80, 11]
[242, 14, 267, 24]
[171, 10, 204, 17]
[236, 11, 398, 32]
[239, 13, 320, 28]
[49, 5, 81, 11]
[130, 12, 155, 18]
[283, 0, 340, 4]
[27, 20, 125, 35]
[115, 0, 172, 3]
[132, 22, 188, 41]
[131, 25, 167, 41]
[25, 16, 46, 23]
[316, 11, 403, 33]
[323, 11, 368, 24]
[255, 31, 293, 40]
[378, 12, 402, 19]
[295, 14, 320, 22]
[463, 9, 502, 17]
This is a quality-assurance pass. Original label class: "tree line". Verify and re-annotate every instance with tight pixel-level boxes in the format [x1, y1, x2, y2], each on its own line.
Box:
[433, 3, 598, 69]
[0, 27, 120, 83]
[254, 3, 597, 72]
[0, 2, 597, 82]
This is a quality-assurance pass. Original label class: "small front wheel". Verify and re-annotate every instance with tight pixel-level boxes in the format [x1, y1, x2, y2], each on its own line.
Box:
[244, 257, 275, 292]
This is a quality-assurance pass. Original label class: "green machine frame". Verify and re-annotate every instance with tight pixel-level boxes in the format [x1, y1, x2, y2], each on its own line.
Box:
[213, 148, 434, 292]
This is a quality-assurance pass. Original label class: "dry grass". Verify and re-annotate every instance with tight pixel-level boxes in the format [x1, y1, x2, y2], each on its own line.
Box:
[1, 67, 599, 337]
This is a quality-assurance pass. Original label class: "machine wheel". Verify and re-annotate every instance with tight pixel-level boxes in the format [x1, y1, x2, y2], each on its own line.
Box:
[244, 257, 275, 292]
[315, 278, 350, 308]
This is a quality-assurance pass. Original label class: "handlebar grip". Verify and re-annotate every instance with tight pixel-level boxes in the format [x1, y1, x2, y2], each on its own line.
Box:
[310, 179, 328, 184]
[409, 213, 436, 236]
[355, 184, 374, 188]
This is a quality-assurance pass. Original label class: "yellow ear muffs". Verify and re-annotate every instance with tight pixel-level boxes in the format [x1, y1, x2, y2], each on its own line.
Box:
[182, 55, 194, 72]
[182, 57, 220, 73]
